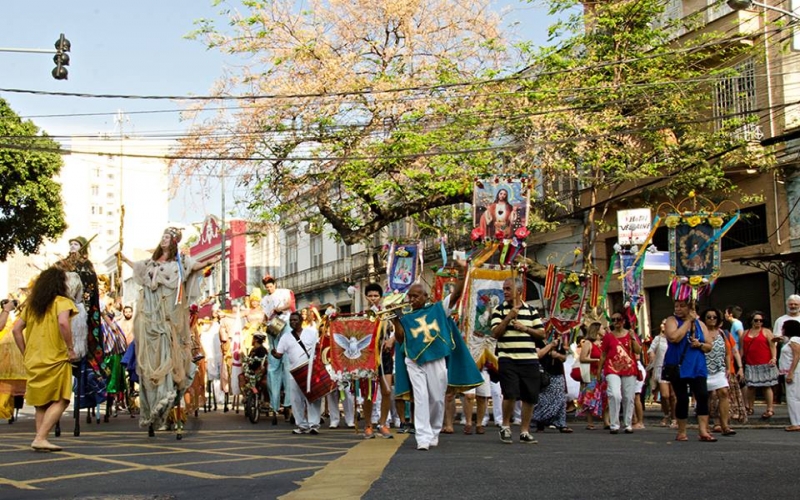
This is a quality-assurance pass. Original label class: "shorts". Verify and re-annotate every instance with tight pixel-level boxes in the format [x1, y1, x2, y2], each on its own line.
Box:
[380, 352, 394, 376]
[706, 370, 730, 392]
[498, 359, 540, 404]
[463, 371, 492, 398]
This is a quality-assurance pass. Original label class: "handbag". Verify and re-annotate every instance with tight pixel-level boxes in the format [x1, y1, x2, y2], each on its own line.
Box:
[661, 332, 690, 383]
[539, 366, 551, 390]
[570, 365, 583, 383]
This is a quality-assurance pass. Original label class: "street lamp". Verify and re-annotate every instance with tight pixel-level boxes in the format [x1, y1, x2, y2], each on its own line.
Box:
[727, 0, 800, 22]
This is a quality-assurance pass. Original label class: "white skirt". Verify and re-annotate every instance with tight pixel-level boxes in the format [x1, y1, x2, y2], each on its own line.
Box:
[707, 370, 730, 392]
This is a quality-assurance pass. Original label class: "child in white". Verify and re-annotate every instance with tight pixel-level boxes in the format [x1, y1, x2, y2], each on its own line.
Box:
[273, 312, 322, 434]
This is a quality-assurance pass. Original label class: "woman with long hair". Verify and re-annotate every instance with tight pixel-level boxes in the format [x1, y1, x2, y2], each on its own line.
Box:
[12, 267, 79, 451]
[576, 322, 607, 430]
[121, 227, 220, 437]
[647, 320, 676, 427]
[702, 308, 737, 436]
[741, 311, 778, 419]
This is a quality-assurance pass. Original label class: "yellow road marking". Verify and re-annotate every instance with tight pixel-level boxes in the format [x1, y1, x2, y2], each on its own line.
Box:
[280, 434, 407, 500]
[0, 456, 76, 467]
[249, 465, 323, 478]
[0, 477, 39, 490]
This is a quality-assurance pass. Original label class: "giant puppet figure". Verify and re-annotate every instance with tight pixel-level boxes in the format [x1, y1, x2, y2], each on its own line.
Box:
[121, 227, 221, 438]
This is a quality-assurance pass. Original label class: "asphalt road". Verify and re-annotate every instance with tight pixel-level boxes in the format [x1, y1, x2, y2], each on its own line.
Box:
[0, 403, 797, 500]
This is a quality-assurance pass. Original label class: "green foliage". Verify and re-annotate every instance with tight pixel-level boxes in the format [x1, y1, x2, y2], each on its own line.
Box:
[0, 98, 67, 261]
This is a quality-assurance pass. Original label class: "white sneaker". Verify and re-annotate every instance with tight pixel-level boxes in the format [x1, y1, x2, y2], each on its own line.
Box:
[416, 443, 429, 451]
[430, 438, 439, 447]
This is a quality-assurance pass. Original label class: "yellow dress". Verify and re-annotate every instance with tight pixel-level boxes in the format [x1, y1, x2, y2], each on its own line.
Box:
[20, 296, 78, 407]
[0, 318, 27, 419]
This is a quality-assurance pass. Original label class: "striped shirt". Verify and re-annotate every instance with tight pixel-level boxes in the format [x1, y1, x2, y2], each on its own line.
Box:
[491, 301, 543, 363]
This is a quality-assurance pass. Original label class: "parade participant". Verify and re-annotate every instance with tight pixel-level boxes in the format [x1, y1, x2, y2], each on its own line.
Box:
[119, 306, 134, 346]
[261, 275, 295, 422]
[244, 289, 265, 349]
[391, 271, 477, 451]
[200, 317, 222, 410]
[479, 188, 517, 239]
[101, 306, 129, 418]
[647, 320, 675, 428]
[598, 312, 641, 434]
[221, 304, 245, 404]
[0, 297, 26, 422]
[577, 322, 607, 430]
[778, 320, 800, 431]
[742, 311, 778, 419]
[301, 307, 321, 329]
[11, 267, 79, 451]
[702, 308, 736, 436]
[491, 276, 545, 444]
[360, 283, 395, 439]
[533, 337, 572, 433]
[773, 296, 800, 405]
[214, 308, 231, 410]
[120, 227, 218, 434]
[272, 312, 322, 434]
[724, 305, 744, 348]
[664, 299, 714, 442]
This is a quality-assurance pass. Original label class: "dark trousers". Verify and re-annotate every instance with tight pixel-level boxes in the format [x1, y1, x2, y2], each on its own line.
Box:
[672, 376, 709, 420]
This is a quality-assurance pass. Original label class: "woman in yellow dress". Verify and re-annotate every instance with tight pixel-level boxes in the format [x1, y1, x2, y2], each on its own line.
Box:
[12, 267, 79, 452]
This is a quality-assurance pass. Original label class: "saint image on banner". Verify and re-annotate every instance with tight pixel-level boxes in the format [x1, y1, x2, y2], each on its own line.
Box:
[674, 224, 715, 277]
[388, 245, 419, 293]
[473, 179, 529, 240]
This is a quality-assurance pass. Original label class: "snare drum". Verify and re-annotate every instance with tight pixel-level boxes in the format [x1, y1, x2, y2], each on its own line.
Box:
[290, 356, 337, 402]
[267, 317, 286, 337]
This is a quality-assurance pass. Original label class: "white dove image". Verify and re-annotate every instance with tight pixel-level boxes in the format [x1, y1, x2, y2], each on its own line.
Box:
[333, 333, 373, 359]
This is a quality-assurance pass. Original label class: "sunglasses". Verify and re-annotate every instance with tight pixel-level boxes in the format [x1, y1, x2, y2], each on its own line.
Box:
[611, 317, 623, 321]
[705, 315, 718, 320]
[753, 318, 763, 322]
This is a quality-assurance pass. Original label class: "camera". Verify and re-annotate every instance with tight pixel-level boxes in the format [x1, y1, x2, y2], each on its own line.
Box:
[1, 299, 19, 310]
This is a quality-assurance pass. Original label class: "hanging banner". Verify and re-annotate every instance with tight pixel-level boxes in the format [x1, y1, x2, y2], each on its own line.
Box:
[432, 269, 460, 303]
[462, 267, 515, 338]
[328, 315, 380, 381]
[666, 210, 738, 300]
[472, 178, 530, 241]
[619, 251, 645, 308]
[617, 208, 652, 246]
[548, 271, 589, 334]
[387, 243, 420, 293]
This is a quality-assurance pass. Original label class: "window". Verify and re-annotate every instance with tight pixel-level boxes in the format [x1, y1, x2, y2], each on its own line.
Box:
[714, 59, 761, 141]
[337, 241, 351, 260]
[706, 0, 733, 23]
[310, 234, 323, 268]
[91, 185, 99, 196]
[286, 230, 298, 275]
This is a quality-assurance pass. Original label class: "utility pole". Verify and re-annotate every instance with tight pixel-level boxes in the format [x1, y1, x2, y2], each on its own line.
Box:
[219, 168, 227, 309]
[114, 110, 129, 299]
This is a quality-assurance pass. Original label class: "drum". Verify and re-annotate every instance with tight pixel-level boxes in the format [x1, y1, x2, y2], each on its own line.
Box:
[267, 317, 286, 337]
[290, 356, 337, 403]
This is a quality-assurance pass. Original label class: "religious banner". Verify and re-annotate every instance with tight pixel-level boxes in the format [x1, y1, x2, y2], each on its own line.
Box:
[386, 243, 421, 293]
[472, 177, 530, 241]
[619, 250, 645, 308]
[327, 315, 380, 381]
[461, 267, 514, 339]
[544, 268, 597, 335]
[432, 268, 460, 303]
[665, 200, 739, 300]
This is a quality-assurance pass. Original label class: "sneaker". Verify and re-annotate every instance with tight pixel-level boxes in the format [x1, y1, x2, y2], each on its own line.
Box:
[430, 437, 438, 447]
[499, 426, 512, 444]
[624, 426, 634, 434]
[519, 432, 538, 444]
[378, 425, 393, 439]
[407, 424, 416, 435]
[610, 428, 619, 435]
[416, 443, 429, 451]
[292, 428, 308, 435]
[397, 423, 408, 434]
[364, 427, 375, 439]
[309, 428, 320, 435]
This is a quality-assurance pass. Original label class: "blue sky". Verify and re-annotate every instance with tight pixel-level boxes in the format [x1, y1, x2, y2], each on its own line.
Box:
[1, 1, 564, 223]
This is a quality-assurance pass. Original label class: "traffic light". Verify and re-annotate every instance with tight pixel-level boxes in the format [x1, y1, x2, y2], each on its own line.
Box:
[52, 33, 70, 80]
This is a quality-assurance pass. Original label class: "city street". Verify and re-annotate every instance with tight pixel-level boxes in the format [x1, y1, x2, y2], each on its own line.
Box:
[0, 404, 797, 499]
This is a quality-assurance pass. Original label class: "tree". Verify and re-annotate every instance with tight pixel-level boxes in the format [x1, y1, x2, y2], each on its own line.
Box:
[0, 98, 67, 261]
[175, 0, 519, 244]
[512, 0, 767, 271]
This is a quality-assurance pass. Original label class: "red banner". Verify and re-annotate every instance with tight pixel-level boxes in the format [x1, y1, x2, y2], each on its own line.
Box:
[328, 316, 380, 379]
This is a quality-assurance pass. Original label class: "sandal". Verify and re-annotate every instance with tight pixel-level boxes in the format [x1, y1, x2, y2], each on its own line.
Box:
[585, 424, 596, 430]
[762, 410, 774, 419]
[441, 427, 454, 434]
[463, 424, 473, 435]
[746, 407, 754, 416]
[559, 427, 574, 433]
[711, 425, 722, 433]
[699, 434, 718, 442]
[476, 426, 485, 435]
[722, 428, 737, 436]
[675, 434, 689, 442]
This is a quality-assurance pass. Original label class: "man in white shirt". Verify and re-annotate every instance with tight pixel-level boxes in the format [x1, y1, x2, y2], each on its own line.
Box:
[773, 295, 800, 340]
[261, 275, 295, 422]
[273, 312, 322, 434]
